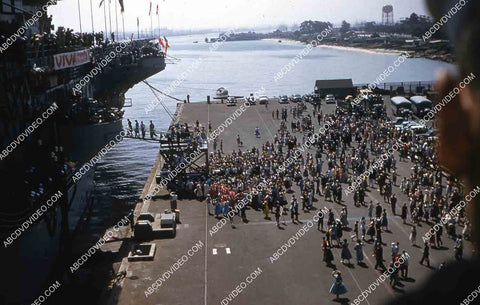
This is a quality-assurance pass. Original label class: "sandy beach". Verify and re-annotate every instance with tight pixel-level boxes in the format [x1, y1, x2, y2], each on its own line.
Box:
[263, 38, 304, 45]
[315, 44, 407, 55]
[263, 38, 407, 55]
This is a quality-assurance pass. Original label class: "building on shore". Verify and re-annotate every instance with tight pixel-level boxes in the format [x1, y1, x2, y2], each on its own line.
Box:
[314, 79, 356, 98]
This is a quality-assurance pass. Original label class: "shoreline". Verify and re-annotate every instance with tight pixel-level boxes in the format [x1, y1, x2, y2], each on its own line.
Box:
[317, 44, 406, 55]
[263, 38, 303, 45]
[262, 38, 454, 63]
[263, 38, 407, 55]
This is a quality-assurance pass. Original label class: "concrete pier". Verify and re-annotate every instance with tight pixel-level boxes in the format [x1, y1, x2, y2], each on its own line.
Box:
[108, 99, 472, 305]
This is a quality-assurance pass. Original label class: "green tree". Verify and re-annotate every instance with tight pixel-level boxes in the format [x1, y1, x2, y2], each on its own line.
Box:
[409, 13, 419, 24]
[300, 20, 332, 34]
[300, 20, 314, 33]
[340, 20, 351, 35]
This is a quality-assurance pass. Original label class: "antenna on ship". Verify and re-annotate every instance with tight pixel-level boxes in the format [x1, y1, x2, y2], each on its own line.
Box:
[122, 10, 125, 40]
[100, 0, 108, 42]
[77, 0, 82, 33]
[114, 0, 119, 40]
[108, 0, 112, 38]
[156, 2, 160, 38]
[89, 0, 95, 34]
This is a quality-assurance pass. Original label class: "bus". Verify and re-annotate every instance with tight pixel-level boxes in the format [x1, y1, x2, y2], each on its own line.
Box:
[390, 96, 412, 117]
[409, 96, 432, 117]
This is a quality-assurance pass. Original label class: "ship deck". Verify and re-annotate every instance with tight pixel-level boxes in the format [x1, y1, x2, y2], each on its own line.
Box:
[108, 99, 472, 305]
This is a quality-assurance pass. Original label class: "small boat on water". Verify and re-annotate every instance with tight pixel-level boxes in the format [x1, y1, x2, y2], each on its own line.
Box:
[193, 41, 198, 43]
[278, 40, 282, 43]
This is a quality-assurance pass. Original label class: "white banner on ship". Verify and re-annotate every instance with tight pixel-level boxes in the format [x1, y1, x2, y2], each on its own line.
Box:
[53, 49, 90, 70]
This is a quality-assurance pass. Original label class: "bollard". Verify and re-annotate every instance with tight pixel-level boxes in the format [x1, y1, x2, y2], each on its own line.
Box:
[174, 209, 181, 223]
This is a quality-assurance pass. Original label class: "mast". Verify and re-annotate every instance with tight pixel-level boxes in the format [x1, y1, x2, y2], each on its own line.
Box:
[114, 0, 119, 40]
[77, 0, 82, 34]
[122, 12, 125, 40]
[89, 0, 94, 34]
[108, 0, 112, 39]
[103, 1, 108, 42]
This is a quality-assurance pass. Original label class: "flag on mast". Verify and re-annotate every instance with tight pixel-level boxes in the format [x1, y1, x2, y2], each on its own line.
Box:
[163, 36, 169, 55]
[163, 35, 169, 55]
[99, 0, 104, 7]
[118, 0, 124, 12]
[158, 37, 165, 49]
[149, 2, 152, 16]
[156, 4, 159, 15]
[163, 36, 169, 49]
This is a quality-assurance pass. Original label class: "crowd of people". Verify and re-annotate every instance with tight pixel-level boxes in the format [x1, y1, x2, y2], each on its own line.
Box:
[1, 140, 74, 222]
[2, 21, 162, 71]
[127, 119, 160, 140]
[1, 23, 103, 61]
[163, 94, 469, 299]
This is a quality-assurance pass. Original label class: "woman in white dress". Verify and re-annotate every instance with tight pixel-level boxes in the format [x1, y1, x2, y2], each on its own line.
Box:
[410, 226, 417, 246]
[194, 183, 203, 199]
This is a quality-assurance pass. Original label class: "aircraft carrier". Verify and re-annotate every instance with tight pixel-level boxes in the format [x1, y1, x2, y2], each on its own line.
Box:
[0, 1, 166, 303]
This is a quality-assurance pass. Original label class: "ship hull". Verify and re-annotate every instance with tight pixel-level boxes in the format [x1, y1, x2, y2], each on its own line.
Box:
[0, 119, 123, 304]
[93, 56, 166, 108]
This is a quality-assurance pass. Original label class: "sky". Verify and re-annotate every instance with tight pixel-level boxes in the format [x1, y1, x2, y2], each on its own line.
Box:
[48, 0, 430, 33]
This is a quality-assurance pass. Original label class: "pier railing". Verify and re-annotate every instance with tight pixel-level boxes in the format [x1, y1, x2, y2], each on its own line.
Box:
[354, 81, 435, 94]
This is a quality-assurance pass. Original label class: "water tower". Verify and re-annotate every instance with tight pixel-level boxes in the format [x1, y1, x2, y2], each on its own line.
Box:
[382, 5, 394, 25]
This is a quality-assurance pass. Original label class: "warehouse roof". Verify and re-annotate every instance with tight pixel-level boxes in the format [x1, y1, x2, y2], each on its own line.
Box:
[315, 79, 354, 89]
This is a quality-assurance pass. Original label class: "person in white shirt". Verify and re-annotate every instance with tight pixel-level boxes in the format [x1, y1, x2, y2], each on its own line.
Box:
[391, 242, 399, 258]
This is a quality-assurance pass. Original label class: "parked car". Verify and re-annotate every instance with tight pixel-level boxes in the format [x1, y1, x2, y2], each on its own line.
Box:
[395, 107, 413, 118]
[410, 125, 429, 134]
[290, 94, 302, 103]
[226, 97, 237, 106]
[395, 120, 419, 130]
[418, 128, 438, 140]
[257, 95, 269, 104]
[325, 94, 335, 104]
[391, 117, 405, 125]
[280, 95, 289, 104]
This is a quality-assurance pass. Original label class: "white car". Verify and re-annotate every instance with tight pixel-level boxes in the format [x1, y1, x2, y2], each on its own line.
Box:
[325, 94, 335, 104]
[410, 125, 428, 134]
[257, 96, 269, 104]
[395, 120, 418, 130]
[391, 117, 405, 125]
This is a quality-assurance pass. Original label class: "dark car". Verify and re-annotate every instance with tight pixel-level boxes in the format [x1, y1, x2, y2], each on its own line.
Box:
[290, 94, 302, 103]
